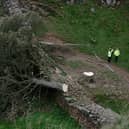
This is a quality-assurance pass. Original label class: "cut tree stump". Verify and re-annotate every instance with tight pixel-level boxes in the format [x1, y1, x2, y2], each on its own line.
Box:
[78, 72, 95, 85]
[83, 72, 95, 83]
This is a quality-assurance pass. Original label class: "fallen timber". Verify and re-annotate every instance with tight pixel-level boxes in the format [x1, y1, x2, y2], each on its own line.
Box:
[33, 78, 68, 92]
[40, 41, 88, 46]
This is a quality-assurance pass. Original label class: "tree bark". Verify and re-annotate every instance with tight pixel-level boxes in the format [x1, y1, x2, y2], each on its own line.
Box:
[32, 78, 68, 92]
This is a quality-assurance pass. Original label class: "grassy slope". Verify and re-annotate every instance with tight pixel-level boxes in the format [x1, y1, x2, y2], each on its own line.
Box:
[95, 95, 129, 129]
[45, 0, 129, 70]
[0, 105, 81, 129]
[95, 94, 129, 114]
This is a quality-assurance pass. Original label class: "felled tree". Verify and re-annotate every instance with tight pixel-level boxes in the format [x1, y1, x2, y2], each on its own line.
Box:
[0, 12, 58, 119]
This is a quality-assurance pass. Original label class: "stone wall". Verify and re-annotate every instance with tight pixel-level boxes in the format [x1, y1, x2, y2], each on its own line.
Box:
[56, 93, 120, 129]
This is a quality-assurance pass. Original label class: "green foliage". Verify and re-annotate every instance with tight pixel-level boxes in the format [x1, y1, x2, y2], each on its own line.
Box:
[95, 94, 129, 114]
[0, 16, 23, 32]
[0, 12, 47, 36]
[0, 12, 53, 119]
[0, 2, 4, 16]
[0, 12, 49, 79]
[25, 12, 47, 36]
[0, 105, 82, 129]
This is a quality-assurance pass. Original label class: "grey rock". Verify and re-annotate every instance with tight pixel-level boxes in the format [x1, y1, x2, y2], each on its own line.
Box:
[5, 0, 22, 15]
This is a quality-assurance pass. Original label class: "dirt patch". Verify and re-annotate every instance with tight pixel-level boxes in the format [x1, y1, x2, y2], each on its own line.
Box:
[39, 32, 65, 44]
[42, 33, 129, 101]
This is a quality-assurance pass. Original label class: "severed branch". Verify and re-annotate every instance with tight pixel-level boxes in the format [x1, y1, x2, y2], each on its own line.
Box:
[32, 78, 68, 92]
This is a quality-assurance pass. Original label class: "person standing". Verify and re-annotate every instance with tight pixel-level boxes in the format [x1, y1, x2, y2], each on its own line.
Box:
[114, 48, 120, 63]
[107, 48, 114, 63]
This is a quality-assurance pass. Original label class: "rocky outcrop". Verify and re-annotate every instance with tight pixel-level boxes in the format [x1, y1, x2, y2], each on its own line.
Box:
[4, 0, 22, 15]
[101, 0, 120, 6]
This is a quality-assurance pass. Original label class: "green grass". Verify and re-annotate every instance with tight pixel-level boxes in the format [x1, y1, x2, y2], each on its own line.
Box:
[0, 105, 82, 129]
[95, 94, 129, 114]
[95, 95, 129, 129]
[45, 0, 129, 71]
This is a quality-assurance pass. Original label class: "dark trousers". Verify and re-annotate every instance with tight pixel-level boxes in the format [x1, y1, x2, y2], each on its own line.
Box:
[108, 57, 111, 63]
[115, 56, 118, 63]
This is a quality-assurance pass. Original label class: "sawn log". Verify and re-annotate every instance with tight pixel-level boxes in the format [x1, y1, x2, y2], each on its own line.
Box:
[32, 78, 68, 92]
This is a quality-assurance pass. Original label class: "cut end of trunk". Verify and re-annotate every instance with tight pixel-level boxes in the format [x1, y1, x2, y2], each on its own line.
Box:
[62, 84, 68, 92]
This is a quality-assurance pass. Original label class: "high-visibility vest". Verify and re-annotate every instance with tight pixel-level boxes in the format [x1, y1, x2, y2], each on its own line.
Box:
[114, 49, 120, 56]
[108, 51, 112, 57]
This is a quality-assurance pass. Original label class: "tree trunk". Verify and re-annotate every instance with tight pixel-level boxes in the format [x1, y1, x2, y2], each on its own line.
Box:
[32, 78, 68, 92]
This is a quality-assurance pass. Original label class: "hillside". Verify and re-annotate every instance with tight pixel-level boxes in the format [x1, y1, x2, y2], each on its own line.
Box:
[44, 0, 129, 70]
[0, 0, 129, 129]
